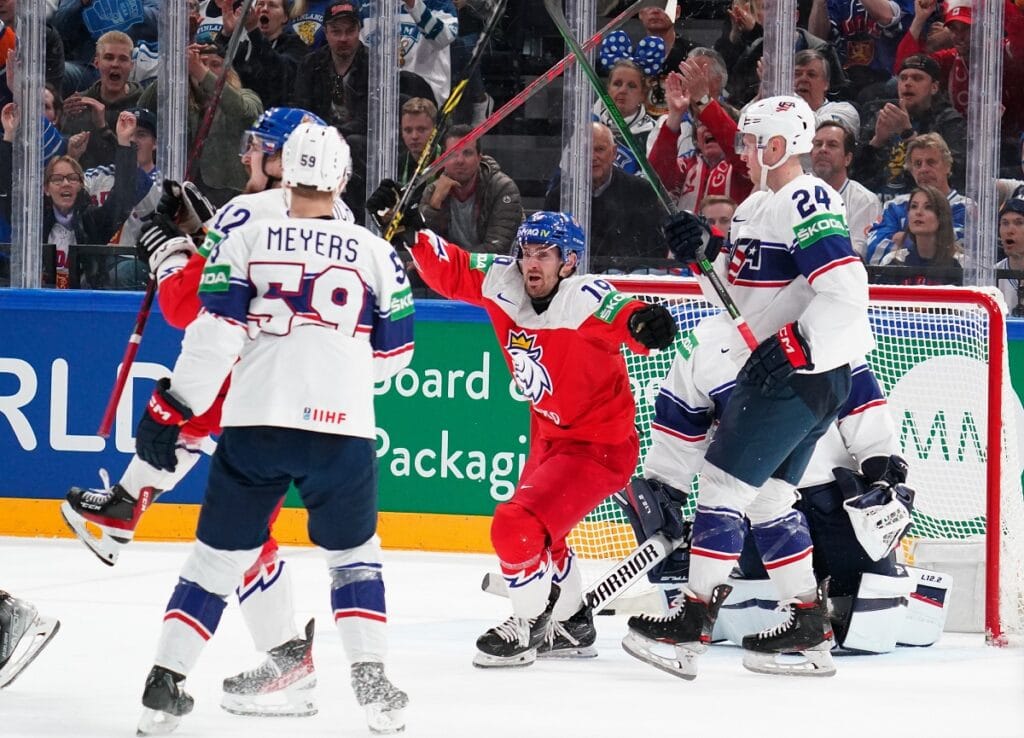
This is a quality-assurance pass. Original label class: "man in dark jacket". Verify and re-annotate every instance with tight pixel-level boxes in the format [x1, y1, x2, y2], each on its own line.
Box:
[852, 53, 967, 201]
[545, 122, 668, 271]
[419, 124, 524, 254]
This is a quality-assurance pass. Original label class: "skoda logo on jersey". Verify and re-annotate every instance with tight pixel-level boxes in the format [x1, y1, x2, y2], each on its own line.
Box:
[506, 330, 553, 404]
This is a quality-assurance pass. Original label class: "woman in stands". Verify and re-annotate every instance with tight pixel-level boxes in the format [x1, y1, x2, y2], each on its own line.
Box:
[881, 185, 963, 285]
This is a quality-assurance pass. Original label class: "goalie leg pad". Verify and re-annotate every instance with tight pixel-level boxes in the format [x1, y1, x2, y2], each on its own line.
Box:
[327, 536, 388, 664]
[835, 570, 914, 653]
[710, 577, 786, 645]
[897, 565, 952, 647]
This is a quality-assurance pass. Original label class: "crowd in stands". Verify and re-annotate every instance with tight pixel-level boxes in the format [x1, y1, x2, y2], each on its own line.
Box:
[0, 0, 1021, 306]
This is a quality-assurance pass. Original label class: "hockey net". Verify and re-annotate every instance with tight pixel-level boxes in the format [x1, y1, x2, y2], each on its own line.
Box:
[567, 279, 1024, 644]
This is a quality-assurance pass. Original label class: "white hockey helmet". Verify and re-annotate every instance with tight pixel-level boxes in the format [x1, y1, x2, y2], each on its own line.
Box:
[281, 122, 352, 193]
[736, 95, 816, 160]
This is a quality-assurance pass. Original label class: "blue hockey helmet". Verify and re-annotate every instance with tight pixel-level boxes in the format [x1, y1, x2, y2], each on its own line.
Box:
[513, 211, 586, 263]
[240, 107, 327, 156]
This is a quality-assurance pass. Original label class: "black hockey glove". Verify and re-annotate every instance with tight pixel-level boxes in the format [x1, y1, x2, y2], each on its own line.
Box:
[366, 178, 402, 230]
[662, 211, 723, 265]
[614, 477, 691, 583]
[860, 454, 909, 487]
[136, 212, 194, 277]
[739, 322, 812, 394]
[628, 303, 677, 350]
[135, 378, 193, 472]
[157, 179, 215, 235]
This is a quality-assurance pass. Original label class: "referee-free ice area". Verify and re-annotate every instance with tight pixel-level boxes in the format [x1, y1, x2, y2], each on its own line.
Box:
[2, 537, 1022, 738]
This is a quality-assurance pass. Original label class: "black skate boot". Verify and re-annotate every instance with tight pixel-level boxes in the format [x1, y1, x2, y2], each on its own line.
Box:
[137, 666, 194, 736]
[62, 470, 159, 566]
[621, 584, 732, 680]
[473, 583, 560, 669]
[221, 618, 317, 717]
[538, 605, 597, 659]
[741, 578, 836, 677]
[0, 591, 60, 689]
[351, 662, 408, 735]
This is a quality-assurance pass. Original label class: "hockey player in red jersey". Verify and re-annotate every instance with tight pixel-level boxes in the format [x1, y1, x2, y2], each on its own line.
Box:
[62, 108, 348, 717]
[367, 185, 678, 667]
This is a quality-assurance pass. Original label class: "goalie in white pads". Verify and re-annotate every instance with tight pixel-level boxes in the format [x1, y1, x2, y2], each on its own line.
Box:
[132, 123, 413, 737]
[0, 590, 60, 689]
[624, 95, 875, 679]
[619, 310, 947, 670]
[62, 108, 354, 718]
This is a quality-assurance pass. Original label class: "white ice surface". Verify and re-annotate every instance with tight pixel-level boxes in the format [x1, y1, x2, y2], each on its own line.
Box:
[2, 537, 1022, 738]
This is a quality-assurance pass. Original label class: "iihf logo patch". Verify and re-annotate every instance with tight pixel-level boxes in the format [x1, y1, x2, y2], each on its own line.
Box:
[506, 330, 553, 404]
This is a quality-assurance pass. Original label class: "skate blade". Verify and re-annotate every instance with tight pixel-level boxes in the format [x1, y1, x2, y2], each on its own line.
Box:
[136, 707, 182, 736]
[537, 645, 598, 659]
[0, 616, 61, 689]
[621, 631, 702, 681]
[472, 648, 537, 668]
[366, 704, 406, 734]
[220, 674, 318, 717]
[742, 645, 837, 677]
[60, 500, 124, 567]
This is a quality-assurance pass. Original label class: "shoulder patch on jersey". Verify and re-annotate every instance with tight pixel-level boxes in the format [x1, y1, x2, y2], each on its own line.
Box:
[198, 264, 230, 292]
[594, 291, 631, 324]
[390, 286, 414, 320]
[677, 329, 699, 360]
[197, 230, 223, 259]
[794, 212, 849, 249]
[470, 253, 495, 272]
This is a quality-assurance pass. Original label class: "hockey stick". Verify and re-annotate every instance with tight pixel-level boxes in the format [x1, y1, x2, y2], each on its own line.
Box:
[543, 0, 757, 352]
[383, 0, 507, 241]
[415, 0, 645, 183]
[480, 531, 685, 615]
[97, 0, 257, 438]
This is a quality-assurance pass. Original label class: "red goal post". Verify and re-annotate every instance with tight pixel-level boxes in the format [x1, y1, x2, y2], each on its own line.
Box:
[568, 278, 1024, 645]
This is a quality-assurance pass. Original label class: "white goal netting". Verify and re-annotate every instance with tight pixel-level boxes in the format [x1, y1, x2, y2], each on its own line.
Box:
[568, 280, 1024, 640]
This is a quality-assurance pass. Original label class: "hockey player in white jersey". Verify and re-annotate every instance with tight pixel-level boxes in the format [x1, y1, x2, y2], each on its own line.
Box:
[62, 108, 355, 718]
[619, 311, 947, 671]
[625, 95, 875, 679]
[0, 590, 60, 690]
[133, 122, 413, 736]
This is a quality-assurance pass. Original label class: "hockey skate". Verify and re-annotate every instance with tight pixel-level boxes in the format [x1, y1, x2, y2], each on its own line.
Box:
[62, 469, 158, 566]
[221, 618, 317, 717]
[0, 592, 60, 689]
[538, 606, 597, 659]
[741, 578, 836, 677]
[473, 583, 559, 668]
[136, 665, 194, 736]
[621, 584, 732, 680]
[351, 661, 408, 735]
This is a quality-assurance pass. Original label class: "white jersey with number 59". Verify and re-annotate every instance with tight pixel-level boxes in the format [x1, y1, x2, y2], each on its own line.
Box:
[168, 215, 414, 440]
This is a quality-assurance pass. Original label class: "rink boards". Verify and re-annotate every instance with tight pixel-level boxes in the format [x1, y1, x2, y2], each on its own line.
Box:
[2, 288, 1024, 553]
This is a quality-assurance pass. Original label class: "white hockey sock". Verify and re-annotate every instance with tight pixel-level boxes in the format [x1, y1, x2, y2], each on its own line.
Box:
[237, 554, 298, 652]
[502, 550, 553, 620]
[550, 548, 583, 622]
[327, 537, 389, 664]
[119, 438, 204, 500]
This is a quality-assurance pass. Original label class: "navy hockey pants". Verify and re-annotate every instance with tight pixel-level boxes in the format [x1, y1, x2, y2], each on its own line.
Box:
[705, 365, 852, 488]
[196, 426, 378, 552]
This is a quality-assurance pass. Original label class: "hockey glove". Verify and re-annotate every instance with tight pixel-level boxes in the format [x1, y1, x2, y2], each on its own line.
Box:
[628, 303, 677, 350]
[842, 478, 916, 561]
[613, 477, 691, 583]
[135, 378, 193, 472]
[366, 178, 402, 230]
[136, 212, 195, 278]
[739, 322, 812, 394]
[662, 211, 723, 265]
[157, 179, 215, 235]
[860, 454, 909, 488]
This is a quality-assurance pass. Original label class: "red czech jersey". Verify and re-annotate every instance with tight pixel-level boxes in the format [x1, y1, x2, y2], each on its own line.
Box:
[409, 231, 651, 443]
